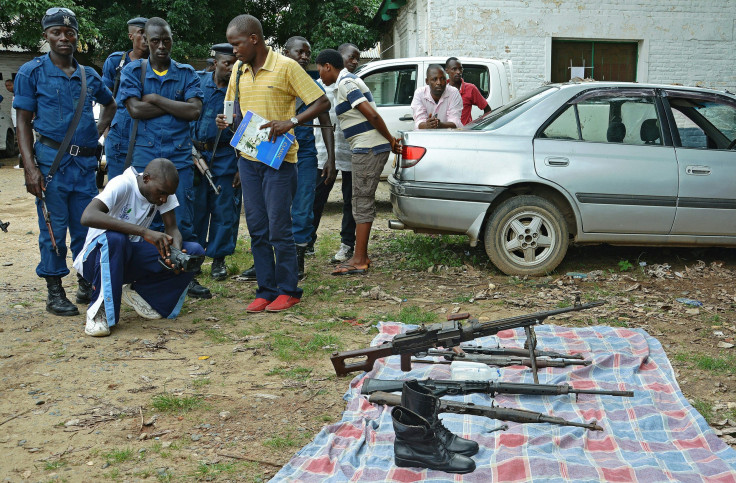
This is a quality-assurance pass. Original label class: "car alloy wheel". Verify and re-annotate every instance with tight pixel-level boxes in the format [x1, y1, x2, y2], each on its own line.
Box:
[485, 195, 569, 276]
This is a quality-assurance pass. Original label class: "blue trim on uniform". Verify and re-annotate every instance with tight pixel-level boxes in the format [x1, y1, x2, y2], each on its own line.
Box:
[346, 89, 365, 105]
[342, 121, 374, 139]
[352, 143, 391, 155]
[335, 100, 352, 116]
[169, 285, 189, 319]
[364, 91, 374, 103]
[97, 235, 117, 327]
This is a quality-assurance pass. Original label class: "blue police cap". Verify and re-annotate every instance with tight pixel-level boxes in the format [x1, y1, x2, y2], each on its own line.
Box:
[212, 43, 235, 56]
[41, 7, 78, 31]
[127, 17, 148, 28]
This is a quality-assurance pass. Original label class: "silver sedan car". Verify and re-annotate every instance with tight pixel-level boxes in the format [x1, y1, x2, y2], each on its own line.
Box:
[388, 82, 736, 276]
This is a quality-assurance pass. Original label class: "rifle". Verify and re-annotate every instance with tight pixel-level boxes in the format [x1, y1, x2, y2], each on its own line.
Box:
[39, 192, 59, 256]
[368, 391, 603, 431]
[330, 298, 604, 380]
[420, 349, 591, 368]
[460, 345, 585, 360]
[193, 155, 221, 195]
[361, 378, 634, 399]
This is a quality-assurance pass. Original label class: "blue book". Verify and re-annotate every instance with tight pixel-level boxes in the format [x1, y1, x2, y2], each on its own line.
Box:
[229, 110, 295, 169]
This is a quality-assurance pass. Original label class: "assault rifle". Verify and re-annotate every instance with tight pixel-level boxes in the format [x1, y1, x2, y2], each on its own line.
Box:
[40, 193, 59, 256]
[418, 349, 591, 368]
[193, 155, 221, 195]
[460, 345, 585, 360]
[361, 378, 634, 399]
[330, 299, 604, 380]
[368, 392, 603, 431]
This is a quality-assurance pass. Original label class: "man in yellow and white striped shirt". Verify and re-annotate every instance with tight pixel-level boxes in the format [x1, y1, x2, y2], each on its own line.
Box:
[218, 14, 329, 313]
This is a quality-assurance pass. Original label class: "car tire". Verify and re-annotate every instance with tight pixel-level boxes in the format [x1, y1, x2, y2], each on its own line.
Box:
[4, 129, 19, 158]
[484, 195, 569, 276]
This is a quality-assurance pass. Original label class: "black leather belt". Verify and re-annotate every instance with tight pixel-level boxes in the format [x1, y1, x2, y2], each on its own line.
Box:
[193, 140, 229, 152]
[38, 135, 97, 157]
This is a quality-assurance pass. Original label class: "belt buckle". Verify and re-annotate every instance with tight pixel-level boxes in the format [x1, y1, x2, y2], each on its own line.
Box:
[69, 145, 80, 156]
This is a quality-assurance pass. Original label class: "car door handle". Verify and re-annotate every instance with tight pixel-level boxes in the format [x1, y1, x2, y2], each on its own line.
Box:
[685, 165, 711, 175]
[399, 114, 414, 121]
[544, 156, 569, 167]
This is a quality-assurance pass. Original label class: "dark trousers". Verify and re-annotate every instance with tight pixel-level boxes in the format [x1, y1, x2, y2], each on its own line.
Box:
[104, 131, 126, 181]
[310, 169, 355, 249]
[81, 231, 202, 326]
[193, 173, 241, 259]
[239, 159, 302, 300]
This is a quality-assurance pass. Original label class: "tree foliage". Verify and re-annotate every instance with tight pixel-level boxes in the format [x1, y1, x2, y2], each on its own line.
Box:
[0, 0, 382, 64]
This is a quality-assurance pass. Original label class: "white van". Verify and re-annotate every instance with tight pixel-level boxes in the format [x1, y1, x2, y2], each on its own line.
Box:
[354, 56, 515, 175]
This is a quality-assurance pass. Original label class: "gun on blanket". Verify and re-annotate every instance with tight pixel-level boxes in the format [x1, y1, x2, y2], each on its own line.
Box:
[419, 349, 591, 368]
[330, 298, 604, 380]
[193, 155, 221, 195]
[361, 378, 634, 399]
[460, 345, 585, 360]
[369, 391, 603, 431]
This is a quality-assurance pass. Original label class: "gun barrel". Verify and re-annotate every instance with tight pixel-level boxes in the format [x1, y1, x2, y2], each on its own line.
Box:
[463, 346, 586, 360]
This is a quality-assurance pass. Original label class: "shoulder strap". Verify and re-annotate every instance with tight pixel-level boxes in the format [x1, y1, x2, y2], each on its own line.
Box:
[232, 61, 245, 129]
[46, 64, 87, 184]
[124, 59, 147, 170]
[111, 50, 130, 98]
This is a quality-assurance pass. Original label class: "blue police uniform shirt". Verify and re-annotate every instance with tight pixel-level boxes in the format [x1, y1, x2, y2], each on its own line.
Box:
[101, 50, 131, 92]
[104, 51, 136, 147]
[117, 58, 203, 169]
[191, 71, 237, 177]
[293, 80, 325, 161]
[13, 54, 113, 169]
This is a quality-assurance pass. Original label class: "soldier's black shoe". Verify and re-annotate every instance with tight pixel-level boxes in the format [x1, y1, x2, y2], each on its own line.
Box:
[211, 257, 228, 281]
[76, 273, 93, 304]
[187, 278, 212, 299]
[45, 276, 80, 316]
[296, 245, 306, 281]
[239, 264, 257, 281]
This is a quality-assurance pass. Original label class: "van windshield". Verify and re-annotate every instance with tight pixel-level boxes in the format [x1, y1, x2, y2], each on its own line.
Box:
[466, 86, 557, 131]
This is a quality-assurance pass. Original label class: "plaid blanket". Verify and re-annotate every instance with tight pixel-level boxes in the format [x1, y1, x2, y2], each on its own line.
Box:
[272, 323, 736, 482]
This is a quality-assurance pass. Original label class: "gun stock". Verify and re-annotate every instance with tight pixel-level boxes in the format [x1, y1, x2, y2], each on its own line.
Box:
[330, 345, 394, 376]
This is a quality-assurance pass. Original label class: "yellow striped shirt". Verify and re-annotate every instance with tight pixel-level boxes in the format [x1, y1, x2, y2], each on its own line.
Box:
[225, 47, 324, 164]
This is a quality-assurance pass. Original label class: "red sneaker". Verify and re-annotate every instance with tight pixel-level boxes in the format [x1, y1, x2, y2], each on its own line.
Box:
[265, 295, 301, 312]
[246, 297, 272, 313]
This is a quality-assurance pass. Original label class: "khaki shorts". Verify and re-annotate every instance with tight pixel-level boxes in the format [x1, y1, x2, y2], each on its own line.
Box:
[351, 150, 390, 224]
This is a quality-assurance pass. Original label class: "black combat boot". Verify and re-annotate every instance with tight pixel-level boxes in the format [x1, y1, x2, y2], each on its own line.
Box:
[296, 245, 306, 281]
[76, 273, 93, 304]
[402, 380, 479, 457]
[392, 406, 476, 474]
[187, 278, 212, 299]
[45, 276, 80, 316]
[239, 264, 257, 281]
[210, 257, 228, 281]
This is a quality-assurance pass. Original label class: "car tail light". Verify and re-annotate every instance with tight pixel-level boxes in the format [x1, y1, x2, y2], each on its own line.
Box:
[400, 145, 426, 168]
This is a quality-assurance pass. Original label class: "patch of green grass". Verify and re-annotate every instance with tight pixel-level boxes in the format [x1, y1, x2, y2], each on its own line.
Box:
[555, 300, 572, 308]
[618, 259, 634, 272]
[203, 328, 231, 344]
[319, 414, 333, 422]
[44, 460, 67, 470]
[675, 352, 736, 374]
[263, 434, 299, 449]
[102, 468, 121, 480]
[396, 305, 437, 325]
[692, 399, 714, 423]
[151, 394, 204, 413]
[192, 378, 211, 388]
[101, 447, 134, 465]
[383, 233, 477, 270]
[271, 332, 341, 361]
[452, 295, 472, 303]
[266, 366, 312, 379]
[195, 461, 255, 478]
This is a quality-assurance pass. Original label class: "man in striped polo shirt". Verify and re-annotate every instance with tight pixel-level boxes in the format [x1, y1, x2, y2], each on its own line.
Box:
[315, 49, 401, 276]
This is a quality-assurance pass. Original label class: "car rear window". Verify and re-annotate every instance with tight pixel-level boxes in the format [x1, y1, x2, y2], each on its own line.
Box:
[467, 86, 557, 131]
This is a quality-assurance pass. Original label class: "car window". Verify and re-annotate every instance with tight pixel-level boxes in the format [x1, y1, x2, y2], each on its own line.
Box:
[667, 95, 736, 150]
[469, 86, 556, 131]
[463, 64, 490, 98]
[361, 66, 417, 106]
[541, 105, 578, 140]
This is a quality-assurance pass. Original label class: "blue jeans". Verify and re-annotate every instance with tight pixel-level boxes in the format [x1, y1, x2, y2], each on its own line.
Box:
[193, 173, 241, 258]
[310, 169, 355, 249]
[292, 154, 317, 245]
[239, 159, 302, 300]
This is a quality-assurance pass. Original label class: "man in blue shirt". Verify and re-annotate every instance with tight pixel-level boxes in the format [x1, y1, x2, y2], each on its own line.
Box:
[101, 16, 148, 181]
[117, 17, 210, 298]
[191, 43, 241, 281]
[14, 7, 116, 316]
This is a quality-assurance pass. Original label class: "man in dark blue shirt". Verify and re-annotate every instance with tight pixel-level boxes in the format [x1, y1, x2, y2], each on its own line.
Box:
[14, 7, 116, 316]
[191, 43, 241, 281]
[101, 16, 148, 181]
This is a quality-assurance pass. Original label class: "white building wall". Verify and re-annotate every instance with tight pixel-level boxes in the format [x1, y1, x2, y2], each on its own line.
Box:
[384, 0, 736, 95]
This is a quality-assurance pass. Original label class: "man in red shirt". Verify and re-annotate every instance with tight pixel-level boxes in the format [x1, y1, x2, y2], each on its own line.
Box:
[445, 57, 491, 125]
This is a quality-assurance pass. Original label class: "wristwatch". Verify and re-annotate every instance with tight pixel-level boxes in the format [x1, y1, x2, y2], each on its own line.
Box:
[290, 117, 299, 127]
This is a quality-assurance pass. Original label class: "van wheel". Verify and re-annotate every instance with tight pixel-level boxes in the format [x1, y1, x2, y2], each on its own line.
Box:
[4, 129, 19, 157]
[484, 195, 568, 276]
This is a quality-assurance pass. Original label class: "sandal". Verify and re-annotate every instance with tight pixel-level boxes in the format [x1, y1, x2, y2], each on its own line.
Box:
[332, 264, 369, 276]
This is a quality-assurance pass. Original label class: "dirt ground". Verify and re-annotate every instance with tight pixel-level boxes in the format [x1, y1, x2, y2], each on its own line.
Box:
[1, 157, 735, 482]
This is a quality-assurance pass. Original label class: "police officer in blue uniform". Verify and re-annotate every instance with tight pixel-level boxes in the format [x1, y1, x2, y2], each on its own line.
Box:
[14, 7, 116, 316]
[192, 43, 241, 281]
[102, 16, 148, 181]
[117, 17, 211, 298]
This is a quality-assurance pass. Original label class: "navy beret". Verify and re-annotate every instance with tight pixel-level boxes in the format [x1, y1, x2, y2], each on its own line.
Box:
[212, 43, 235, 56]
[127, 17, 148, 28]
[41, 7, 78, 31]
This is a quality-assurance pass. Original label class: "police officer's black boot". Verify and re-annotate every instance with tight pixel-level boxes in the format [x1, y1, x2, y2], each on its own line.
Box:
[402, 380, 479, 457]
[210, 257, 228, 281]
[391, 406, 476, 474]
[239, 264, 257, 281]
[187, 278, 212, 299]
[45, 276, 80, 316]
[75, 273, 93, 304]
[296, 245, 306, 281]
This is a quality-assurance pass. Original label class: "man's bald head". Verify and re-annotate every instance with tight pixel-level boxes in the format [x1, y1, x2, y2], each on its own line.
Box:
[227, 14, 263, 39]
[426, 64, 445, 78]
[145, 158, 178, 187]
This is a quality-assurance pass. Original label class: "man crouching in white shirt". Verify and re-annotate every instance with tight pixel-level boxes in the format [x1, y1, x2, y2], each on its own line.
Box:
[73, 158, 205, 336]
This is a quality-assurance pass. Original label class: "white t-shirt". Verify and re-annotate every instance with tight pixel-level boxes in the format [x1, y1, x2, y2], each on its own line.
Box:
[73, 167, 178, 274]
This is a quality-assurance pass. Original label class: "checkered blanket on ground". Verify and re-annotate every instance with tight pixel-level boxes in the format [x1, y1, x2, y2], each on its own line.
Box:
[271, 323, 736, 482]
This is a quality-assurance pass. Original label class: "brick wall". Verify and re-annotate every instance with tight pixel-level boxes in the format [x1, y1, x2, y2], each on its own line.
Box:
[385, 0, 736, 96]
